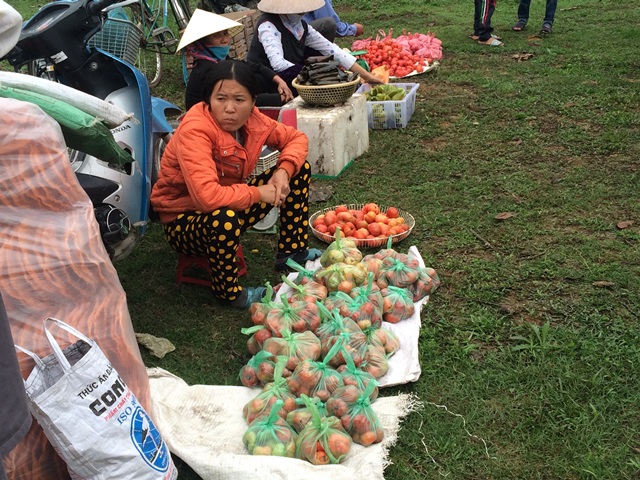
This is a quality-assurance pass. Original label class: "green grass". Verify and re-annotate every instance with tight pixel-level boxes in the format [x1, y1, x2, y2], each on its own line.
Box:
[7, 0, 640, 478]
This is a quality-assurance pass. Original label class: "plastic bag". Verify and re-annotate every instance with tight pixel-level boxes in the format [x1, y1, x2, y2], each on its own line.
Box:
[249, 282, 278, 325]
[287, 340, 345, 402]
[348, 272, 384, 328]
[314, 305, 364, 345]
[336, 349, 379, 401]
[361, 344, 389, 379]
[328, 382, 384, 446]
[376, 255, 421, 288]
[0, 86, 133, 166]
[320, 323, 368, 369]
[0, 99, 151, 480]
[381, 286, 415, 323]
[262, 328, 322, 372]
[406, 266, 441, 302]
[280, 275, 327, 304]
[15, 319, 176, 480]
[241, 324, 273, 355]
[239, 350, 283, 388]
[314, 262, 367, 294]
[295, 395, 352, 465]
[284, 258, 319, 285]
[319, 227, 363, 267]
[242, 357, 298, 424]
[363, 326, 401, 356]
[243, 399, 298, 457]
[264, 296, 321, 337]
[286, 396, 327, 434]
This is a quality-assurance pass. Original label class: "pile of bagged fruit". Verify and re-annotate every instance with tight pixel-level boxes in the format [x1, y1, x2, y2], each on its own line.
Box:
[238, 230, 441, 464]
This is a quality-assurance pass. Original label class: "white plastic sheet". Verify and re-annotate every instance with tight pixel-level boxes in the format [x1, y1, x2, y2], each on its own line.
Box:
[280, 245, 429, 388]
[148, 367, 420, 480]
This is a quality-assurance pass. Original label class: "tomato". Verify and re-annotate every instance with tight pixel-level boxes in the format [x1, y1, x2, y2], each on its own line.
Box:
[335, 205, 349, 214]
[367, 222, 382, 236]
[374, 213, 389, 224]
[386, 206, 399, 218]
[364, 211, 377, 224]
[324, 211, 337, 226]
[363, 203, 380, 215]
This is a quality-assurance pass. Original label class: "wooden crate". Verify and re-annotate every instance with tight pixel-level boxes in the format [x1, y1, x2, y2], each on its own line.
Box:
[223, 9, 261, 61]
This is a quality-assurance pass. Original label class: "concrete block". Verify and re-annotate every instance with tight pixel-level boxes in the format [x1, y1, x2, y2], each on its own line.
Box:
[286, 94, 369, 177]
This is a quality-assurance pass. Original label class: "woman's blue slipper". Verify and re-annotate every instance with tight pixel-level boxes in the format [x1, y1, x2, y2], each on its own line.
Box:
[230, 286, 266, 309]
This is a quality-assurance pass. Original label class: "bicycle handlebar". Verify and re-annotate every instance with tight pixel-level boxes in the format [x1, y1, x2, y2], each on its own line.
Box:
[88, 0, 122, 15]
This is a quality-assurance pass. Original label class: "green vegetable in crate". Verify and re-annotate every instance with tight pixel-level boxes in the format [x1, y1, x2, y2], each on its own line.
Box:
[243, 399, 298, 457]
[364, 84, 406, 101]
[371, 104, 386, 125]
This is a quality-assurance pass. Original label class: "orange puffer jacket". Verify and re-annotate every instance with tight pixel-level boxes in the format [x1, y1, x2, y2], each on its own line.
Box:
[150, 103, 308, 224]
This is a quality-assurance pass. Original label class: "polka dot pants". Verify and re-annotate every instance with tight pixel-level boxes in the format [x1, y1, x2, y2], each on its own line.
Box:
[163, 162, 312, 301]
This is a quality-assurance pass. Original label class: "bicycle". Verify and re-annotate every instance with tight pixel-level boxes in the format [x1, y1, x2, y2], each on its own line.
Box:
[89, 0, 190, 87]
[91, 0, 255, 87]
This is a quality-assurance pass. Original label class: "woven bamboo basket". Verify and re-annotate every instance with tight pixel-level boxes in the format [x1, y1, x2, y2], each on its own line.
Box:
[310, 204, 415, 249]
[292, 74, 360, 106]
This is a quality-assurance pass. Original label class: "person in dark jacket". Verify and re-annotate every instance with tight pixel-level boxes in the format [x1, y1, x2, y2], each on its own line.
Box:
[180, 9, 294, 111]
[246, 0, 383, 90]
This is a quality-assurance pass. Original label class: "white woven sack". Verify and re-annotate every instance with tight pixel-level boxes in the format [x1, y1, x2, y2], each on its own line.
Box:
[15, 318, 177, 480]
[0, 71, 134, 127]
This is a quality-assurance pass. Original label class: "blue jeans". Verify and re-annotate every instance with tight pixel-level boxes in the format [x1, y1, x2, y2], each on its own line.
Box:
[518, 0, 557, 25]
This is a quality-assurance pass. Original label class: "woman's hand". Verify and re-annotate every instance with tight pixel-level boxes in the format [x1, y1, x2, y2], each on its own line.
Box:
[267, 168, 291, 208]
[257, 184, 279, 206]
[274, 76, 294, 103]
[349, 62, 386, 85]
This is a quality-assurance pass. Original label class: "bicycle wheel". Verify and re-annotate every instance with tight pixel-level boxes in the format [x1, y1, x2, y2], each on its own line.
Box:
[186, 0, 225, 15]
[136, 36, 163, 87]
[127, 3, 163, 87]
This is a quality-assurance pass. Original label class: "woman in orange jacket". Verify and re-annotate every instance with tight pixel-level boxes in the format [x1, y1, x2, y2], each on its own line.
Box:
[150, 60, 321, 308]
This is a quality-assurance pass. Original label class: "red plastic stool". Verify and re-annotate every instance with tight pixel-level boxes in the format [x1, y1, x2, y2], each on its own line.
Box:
[176, 244, 247, 286]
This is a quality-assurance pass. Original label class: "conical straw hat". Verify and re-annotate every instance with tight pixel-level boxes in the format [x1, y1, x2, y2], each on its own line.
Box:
[257, 0, 325, 14]
[177, 9, 243, 51]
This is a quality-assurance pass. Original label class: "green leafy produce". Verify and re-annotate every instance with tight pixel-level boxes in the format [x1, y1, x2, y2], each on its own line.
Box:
[364, 85, 406, 102]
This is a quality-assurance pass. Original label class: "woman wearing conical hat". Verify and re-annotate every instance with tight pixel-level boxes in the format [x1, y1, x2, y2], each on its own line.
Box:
[247, 0, 384, 90]
[179, 9, 294, 110]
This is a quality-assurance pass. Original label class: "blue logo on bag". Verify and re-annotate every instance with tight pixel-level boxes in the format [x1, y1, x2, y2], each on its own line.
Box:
[130, 407, 171, 472]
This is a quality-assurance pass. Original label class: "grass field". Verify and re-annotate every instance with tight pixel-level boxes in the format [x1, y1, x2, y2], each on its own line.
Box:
[7, 0, 640, 478]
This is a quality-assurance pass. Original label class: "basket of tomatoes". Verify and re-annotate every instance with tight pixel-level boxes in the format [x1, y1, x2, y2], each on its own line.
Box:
[310, 203, 414, 248]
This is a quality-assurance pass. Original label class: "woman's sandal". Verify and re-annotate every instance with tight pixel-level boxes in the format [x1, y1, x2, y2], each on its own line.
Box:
[469, 34, 501, 41]
[540, 23, 552, 34]
[477, 37, 504, 46]
[275, 248, 323, 271]
[512, 20, 527, 32]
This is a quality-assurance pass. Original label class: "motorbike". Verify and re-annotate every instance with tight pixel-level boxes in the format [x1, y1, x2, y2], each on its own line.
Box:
[3, 0, 181, 261]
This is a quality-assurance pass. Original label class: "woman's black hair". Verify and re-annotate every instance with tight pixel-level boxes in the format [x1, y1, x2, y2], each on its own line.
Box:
[201, 60, 259, 103]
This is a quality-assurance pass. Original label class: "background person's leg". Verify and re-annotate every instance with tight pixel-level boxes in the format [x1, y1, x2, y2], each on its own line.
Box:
[544, 0, 558, 25]
[309, 17, 337, 42]
[517, 0, 532, 24]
